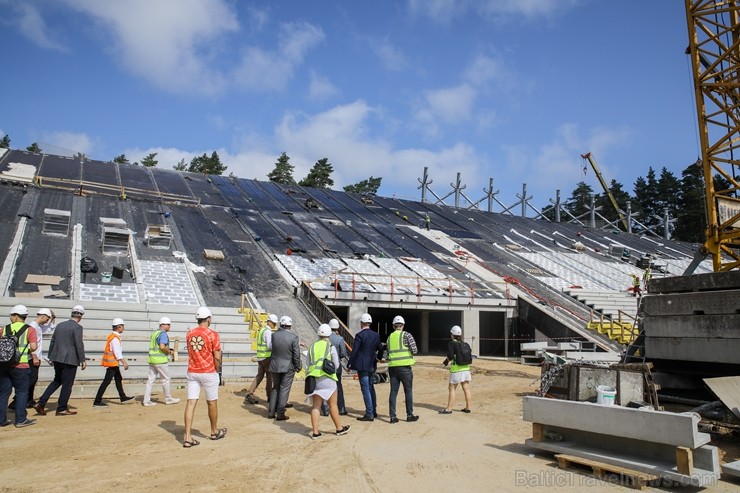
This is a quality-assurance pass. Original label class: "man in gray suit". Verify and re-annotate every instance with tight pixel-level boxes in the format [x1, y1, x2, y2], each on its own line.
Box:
[267, 316, 301, 421]
[34, 305, 87, 416]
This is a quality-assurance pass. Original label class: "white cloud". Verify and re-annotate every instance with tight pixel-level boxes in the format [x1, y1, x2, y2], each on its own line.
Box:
[63, 0, 238, 95]
[40, 131, 97, 156]
[234, 21, 325, 91]
[10, 3, 67, 52]
[308, 70, 338, 101]
[372, 39, 407, 71]
[409, 0, 582, 24]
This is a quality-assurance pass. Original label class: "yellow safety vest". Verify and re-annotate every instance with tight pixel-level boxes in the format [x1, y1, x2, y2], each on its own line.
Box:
[387, 330, 415, 367]
[7, 322, 31, 365]
[148, 330, 168, 364]
[256, 326, 271, 359]
[307, 339, 338, 381]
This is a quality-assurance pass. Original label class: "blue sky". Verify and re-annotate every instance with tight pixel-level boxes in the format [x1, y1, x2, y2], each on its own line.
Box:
[0, 0, 700, 211]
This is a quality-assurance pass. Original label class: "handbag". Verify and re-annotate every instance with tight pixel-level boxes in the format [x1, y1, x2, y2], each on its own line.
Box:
[304, 375, 316, 394]
[320, 341, 336, 375]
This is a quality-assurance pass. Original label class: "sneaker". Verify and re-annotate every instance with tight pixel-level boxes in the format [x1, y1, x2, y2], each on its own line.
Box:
[121, 396, 135, 403]
[164, 398, 180, 405]
[93, 402, 108, 408]
[356, 415, 374, 422]
[335, 425, 351, 436]
[142, 401, 157, 407]
[0, 419, 11, 427]
[15, 418, 36, 428]
[310, 432, 323, 440]
[407, 415, 419, 422]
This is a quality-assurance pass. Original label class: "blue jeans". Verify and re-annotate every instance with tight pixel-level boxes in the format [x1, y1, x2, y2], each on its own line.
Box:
[388, 366, 414, 419]
[0, 366, 31, 424]
[357, 370, 377, 418]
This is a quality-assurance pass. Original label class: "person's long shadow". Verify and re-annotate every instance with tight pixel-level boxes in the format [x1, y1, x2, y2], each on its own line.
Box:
[159, 420, 211, 443]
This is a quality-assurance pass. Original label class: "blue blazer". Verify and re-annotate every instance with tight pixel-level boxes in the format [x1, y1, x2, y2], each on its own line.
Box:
[347, 328, 381, 371]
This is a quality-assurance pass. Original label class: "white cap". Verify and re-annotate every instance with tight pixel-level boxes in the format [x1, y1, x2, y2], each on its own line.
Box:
[196, 307, 212, 319]
[11, 304, 28, 316]
[279, 316, 293, 327]
[72, 304, 85, 315]
[268, 314, 279, 324]
[392, 315, 405, 326]
[360, 313, 372, 324]
[112, 318, 125, 327]
[159, 317, 171, 325]
[328, 319, 340, 329]
[450, 325, 462, 336]
[317, 324, 331, 337]
[37, 308, 52, 317]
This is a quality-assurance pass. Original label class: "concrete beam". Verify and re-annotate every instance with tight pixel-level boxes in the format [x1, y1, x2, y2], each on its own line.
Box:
[641, 290, 740, 316]
[643, 314, 740, 338]
[650, 271, 740, 294]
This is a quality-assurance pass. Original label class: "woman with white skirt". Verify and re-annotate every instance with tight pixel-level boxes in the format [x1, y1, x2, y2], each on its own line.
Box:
[305, 324, 350, 439]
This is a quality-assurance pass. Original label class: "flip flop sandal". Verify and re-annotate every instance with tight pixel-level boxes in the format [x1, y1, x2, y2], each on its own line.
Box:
[438, 409, 452, 414]
[209, 428, 227, 440]
[183, 439, 200, 448]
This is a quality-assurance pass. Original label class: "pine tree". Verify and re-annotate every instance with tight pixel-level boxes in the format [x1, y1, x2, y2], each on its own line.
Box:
[141, 152, 158, 168]
[268, 152, 296, 184]
[674, 161, 706, 242]
[633, 167, 659, 231]
[173, 159, 187, 171]
[0, 134, 10, 148]
[594, 179, 631, 228]
[113, 154, 129, 164]
[344, 176, 382, 195]
[564, 181, 594, 219]
[27, 142, 41, 153]
[299, 157, 334, 188]
[188, 151, 227, 175]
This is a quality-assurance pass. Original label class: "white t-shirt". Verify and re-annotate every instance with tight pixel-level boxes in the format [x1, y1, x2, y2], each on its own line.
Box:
[29, 319, 55, 359]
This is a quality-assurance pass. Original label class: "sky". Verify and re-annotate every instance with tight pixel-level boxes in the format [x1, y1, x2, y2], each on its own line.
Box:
[0, 0, 702, 212]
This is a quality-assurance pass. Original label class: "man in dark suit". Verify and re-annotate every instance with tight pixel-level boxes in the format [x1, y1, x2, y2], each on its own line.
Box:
[35, 305, 87, 416]
[347, 313, 382, 421]
[267, 316, 301, 421]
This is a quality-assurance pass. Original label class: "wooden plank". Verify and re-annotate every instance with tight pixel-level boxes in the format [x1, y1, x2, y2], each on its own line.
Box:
[676, 446, 693, 476]
[555, 454, 658, 490]
[203, 249, 225, 260]
[25, 274, 63, 285]
[532, 423, 544, 442]
[704, 376, 740, 419]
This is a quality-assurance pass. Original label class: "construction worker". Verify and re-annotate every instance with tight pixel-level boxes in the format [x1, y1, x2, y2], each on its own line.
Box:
[0, 305, 39, 428]
[386, 315, 419, 423]
[244, 314, 278, 405]
[631, 274, 642, 298]
[642, 267, 652, 292]
[142, 317, 180, 406]
[93, 318, 135, 407]
[424, 213, 431, 231]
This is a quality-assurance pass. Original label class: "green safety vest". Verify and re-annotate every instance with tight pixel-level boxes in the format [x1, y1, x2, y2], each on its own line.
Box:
[8, 321, 31, 365]
[307, 339, 338, 381]
[148, 330, 168, 364]
[256, 326, 271, 359]
[450, 340, 471, 373]
[387, 330, 415, 367]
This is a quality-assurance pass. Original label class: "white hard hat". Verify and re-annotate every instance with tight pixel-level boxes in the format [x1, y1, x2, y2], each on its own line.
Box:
[450, 325, 462, 336]
[196, 307, 212, 319]
[279, 316, 293, 326]
[360, 313, 372, 324]
[112, 318, 125, 327]
[11, 304, 28, 316]
[37, 308, 52, 317]
[72, 304, 85, 315]
[317, 324, 331, 337]
[328, 319, 340, 329]
[392, 315, 405, 325]
[159, 317, 171, 325]
[268, 314, 279, 324]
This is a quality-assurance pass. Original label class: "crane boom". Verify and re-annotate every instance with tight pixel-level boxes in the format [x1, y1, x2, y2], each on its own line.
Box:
[580, 152, 629, 230]
[685, 0, 740, 272]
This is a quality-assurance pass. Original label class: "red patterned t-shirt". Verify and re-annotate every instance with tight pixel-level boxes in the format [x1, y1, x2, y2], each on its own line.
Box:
[186, 326, 221, 373]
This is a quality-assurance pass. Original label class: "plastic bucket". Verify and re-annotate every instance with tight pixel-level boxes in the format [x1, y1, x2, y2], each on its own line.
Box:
[101, 272, 112, 283]
[596, 385, 617, 406]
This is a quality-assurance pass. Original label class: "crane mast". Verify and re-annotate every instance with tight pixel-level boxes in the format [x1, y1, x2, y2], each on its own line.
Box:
[580, 152, 629, 231]
[686, 0, 740, 272]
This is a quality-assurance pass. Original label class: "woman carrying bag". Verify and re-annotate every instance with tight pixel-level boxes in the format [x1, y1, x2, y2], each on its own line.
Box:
[304, 324, 350, 439]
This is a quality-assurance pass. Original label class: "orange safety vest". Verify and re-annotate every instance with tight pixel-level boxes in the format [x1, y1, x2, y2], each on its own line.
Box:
[101, 332, 121, 367]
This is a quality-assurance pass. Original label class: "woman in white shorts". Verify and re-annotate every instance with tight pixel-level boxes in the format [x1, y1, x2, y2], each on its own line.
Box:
[439, 325, 472, 414]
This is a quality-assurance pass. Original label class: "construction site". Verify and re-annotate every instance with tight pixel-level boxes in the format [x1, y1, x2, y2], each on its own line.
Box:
[2, 1, 740, 492]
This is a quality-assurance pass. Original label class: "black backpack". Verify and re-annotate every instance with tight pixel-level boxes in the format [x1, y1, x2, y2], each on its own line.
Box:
[454, 340, 473, 366]
[0, 324, 30, 365]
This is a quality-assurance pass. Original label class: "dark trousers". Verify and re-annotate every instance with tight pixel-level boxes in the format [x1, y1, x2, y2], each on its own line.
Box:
[9, 363, 39, 407]
[249, 358, 272, 400]
[321, 367, 345, 414]
[39, 362, 78, 412]
[268, 371, 294, 417]
[389, 366, 414, 419]
[0, 366, 31, 424]
[94, 367, 126, 403]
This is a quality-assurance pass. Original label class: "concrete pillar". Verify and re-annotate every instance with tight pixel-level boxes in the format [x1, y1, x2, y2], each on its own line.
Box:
[461, 309, 480, 355]
[347, 303, 370, 336]
[420, 311, 430, 353]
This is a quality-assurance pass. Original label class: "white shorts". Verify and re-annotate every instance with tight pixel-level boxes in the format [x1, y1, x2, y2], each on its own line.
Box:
[449, 371, 471, 385]
[186, 372, 220, 401]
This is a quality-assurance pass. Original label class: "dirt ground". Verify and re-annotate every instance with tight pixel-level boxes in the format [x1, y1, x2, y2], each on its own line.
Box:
[3, 357, 739, 493]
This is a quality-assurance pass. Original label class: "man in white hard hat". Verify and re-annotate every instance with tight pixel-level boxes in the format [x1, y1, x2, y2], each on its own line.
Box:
[35, 305, 87, 417]
[183, 307, 226, 448]
[347, 313, 382, 422]
[0, 305, 39, 427]
[92, 318, 134, 407]
[386, 315, 419, 423]
[244, 313, 278, 405]
[142, 317, 180, 407]
[320, 318, 348, 416]
[9, 307, 53, 412]
[267, 315, 301, 420]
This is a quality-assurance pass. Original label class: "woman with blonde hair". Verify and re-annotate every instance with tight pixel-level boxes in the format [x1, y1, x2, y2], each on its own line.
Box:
[439, 325, 472, 414]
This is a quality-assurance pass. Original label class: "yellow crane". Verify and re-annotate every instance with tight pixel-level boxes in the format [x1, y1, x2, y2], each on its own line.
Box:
[685, 0, 740, 272]
[580, 152, 629, 231]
